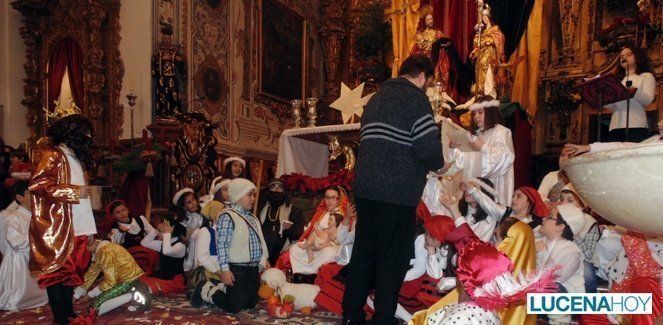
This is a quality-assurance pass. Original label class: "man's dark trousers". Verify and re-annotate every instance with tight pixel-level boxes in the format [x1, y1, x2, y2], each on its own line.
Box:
[342, 197, 416, 324]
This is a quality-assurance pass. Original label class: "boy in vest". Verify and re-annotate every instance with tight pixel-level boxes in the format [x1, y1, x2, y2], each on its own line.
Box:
[107, 200, 154, 248]
[198, 178, 268, 312]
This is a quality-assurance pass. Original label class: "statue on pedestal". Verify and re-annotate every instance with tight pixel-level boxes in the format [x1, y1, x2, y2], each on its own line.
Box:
[152, 26, 185, 120]
[410, 6, 452, 93]
[470, 3, 505, 98]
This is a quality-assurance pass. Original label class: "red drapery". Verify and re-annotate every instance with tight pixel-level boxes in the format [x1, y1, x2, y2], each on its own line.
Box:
[421, 0, 477, 64]
[512, 108, 532, 188]
[444, 0, 476, 64]
[121, 172, 151, 218]
[47, 38, 84, 112]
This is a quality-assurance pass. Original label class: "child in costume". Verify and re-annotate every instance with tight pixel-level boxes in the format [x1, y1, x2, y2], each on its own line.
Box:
[187, 200, 224, 307]
[0, 181, 48, 311]
[536, 204, 586, 324]
[73, 239, 150, 320]
[448, 95, 515, 206]
[29, 114, 97, 324]
[192, 178, 268, 313]
[558, 190, 602, 293]
[108, 200, 155, 248]
[465, 184, 549, 237]
[258, 179, 305, 266]
[582, 229, 663, 325]
[172, 188, 204, 242]
[221, 157, 246, 179]
[423, 221, 557, 325]
[199, 177, 231, 207]
[140, 217, 188, 294]
[2, 150, 30, 189]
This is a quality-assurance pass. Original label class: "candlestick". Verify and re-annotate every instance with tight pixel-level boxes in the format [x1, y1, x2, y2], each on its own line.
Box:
[431, 82, 444, 117]
[126, 90, 138, 148]
[291, 99, 302, 128]
[306, 97, 318, 127]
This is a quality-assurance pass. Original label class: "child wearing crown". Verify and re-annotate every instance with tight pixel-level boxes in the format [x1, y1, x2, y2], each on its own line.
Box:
[29, 112, 97, 324]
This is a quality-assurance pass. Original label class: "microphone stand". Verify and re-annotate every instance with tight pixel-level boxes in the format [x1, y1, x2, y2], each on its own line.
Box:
[597, 81, 603, 142]
[625, 61, 632, 141]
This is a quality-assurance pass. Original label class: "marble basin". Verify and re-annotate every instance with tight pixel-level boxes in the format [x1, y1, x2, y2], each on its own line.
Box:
[562, 142, 663, 236]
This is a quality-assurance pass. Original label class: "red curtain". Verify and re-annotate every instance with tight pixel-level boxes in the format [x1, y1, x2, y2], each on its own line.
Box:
[425, 0, 532, 63]
[512, 108, 532, 188]
[445, 0, 476, 64]
[121, 172, 151, 218]
[421, 0, 476, 64]
[47, 38, 84, 112]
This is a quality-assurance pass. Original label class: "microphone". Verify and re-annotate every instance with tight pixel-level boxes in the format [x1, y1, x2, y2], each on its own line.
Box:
[625, 61, 631, 140]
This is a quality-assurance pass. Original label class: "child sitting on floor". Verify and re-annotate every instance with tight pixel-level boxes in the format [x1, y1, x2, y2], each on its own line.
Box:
[140, 216, 188, 294]
[172, 188, 204, 243]
[536, 204, 586, 324]
[108, 200, 154, 248]
[298, 212, 342, 263]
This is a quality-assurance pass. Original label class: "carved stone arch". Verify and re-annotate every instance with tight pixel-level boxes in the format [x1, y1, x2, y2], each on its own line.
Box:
[12, 0, 125, 148]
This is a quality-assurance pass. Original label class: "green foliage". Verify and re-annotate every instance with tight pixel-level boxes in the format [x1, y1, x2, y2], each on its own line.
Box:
[355, 2, 391, 59]
[111, 143, 165, 173]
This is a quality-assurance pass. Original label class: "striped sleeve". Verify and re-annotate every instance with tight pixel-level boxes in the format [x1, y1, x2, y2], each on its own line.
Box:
[411, 114, 438, 140]
[360, 122, 413, 147]
[411, 112, 443, 171]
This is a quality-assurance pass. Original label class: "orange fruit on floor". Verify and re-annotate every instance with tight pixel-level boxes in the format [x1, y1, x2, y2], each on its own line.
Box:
[300, 306, 313, 315]
[267, 295, 280, 306]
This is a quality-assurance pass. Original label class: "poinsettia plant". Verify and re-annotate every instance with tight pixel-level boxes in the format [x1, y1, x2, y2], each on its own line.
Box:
[281, 169, 355, 196]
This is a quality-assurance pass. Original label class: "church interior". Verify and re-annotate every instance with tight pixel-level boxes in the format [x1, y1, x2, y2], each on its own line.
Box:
[0, 0, 662, 324]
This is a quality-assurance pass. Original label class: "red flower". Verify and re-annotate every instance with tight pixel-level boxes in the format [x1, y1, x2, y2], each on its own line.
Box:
[281, 170, 355, 195]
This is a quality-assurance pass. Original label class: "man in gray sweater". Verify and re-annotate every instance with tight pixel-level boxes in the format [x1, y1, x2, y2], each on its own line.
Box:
[342, 54, 443, 324]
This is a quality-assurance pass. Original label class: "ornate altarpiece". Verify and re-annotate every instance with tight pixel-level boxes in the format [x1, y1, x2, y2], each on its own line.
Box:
[11, 0, 125, 147]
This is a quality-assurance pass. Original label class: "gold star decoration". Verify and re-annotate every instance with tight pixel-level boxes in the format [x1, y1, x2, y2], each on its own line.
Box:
[329, 82, 374, 124]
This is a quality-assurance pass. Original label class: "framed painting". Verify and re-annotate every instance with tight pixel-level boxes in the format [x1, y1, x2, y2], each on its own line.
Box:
[259, 0, 306, 103]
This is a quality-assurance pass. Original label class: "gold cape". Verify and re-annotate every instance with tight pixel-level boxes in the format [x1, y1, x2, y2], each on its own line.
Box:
[29, 147, 82, 276]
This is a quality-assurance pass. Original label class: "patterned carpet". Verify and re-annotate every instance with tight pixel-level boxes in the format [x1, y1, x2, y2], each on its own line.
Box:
[0, 294, 342, 324]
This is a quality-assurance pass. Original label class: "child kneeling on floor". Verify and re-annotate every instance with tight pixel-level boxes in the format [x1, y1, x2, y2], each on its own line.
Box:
[191, 178, 269, 313]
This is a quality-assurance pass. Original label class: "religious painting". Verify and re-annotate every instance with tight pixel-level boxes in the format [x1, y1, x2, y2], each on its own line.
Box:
[194, 57, 228, 135]
[259, 0, 306, 102]
[202, 67, 222, 102]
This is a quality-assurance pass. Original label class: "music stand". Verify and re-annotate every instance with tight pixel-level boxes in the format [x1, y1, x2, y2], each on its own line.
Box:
[574, 74, 636, 141]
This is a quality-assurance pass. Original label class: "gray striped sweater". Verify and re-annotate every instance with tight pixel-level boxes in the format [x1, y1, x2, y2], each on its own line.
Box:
[354, 77, 444, 207]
